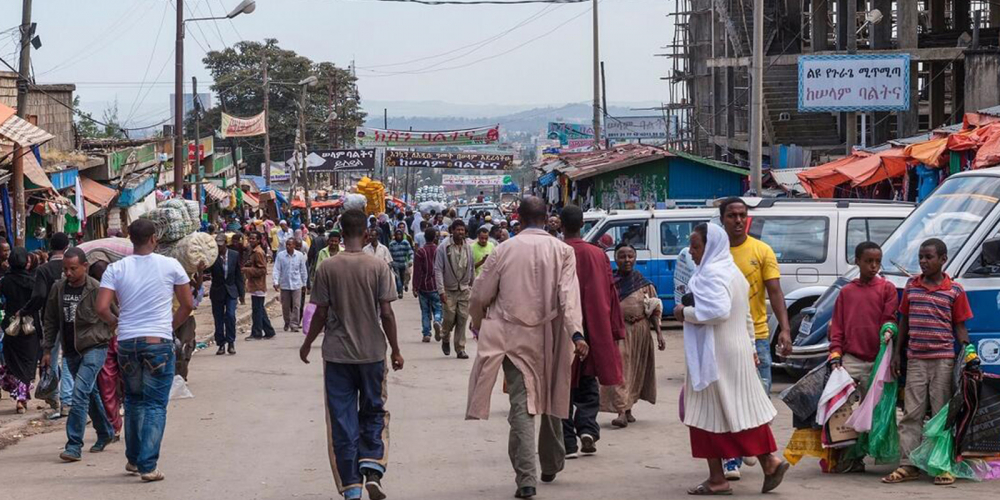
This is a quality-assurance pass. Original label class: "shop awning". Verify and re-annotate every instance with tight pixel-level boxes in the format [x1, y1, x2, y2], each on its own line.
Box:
[242, 190, 259, 208]
[290, 199, 341, 209]
[0, 103, 55, 148]
[904, 137, 949, 167]
[797, 153, 868, 198]
[24, 150, 56, 192]
[797, 148, 908, 198]
[203, 183, 230, 204]
[79, 177, 117, 209]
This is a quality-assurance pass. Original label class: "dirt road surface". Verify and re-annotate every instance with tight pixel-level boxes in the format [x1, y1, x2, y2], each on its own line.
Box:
[0, 295, 993, 499]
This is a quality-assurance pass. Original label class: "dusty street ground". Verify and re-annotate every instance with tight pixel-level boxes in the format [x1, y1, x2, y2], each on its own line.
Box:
[1, 294, 995, 499]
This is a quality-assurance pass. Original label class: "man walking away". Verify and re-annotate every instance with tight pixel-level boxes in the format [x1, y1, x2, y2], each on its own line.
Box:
[96, 219, 193, 482]
[244, 232, 276, 341]
[42, 247, 117, 462]
[434, 219, 475, 359]
[300, 208, 404, 500]
[466, 196, 587, 499]
[210, 234, 245, 355]
[388, 229, 413, 299]
[412, 228, 443, 343]
[274, 238, 308, 332]
[560, 205, 625, 459]
[28, 232, 72, 416]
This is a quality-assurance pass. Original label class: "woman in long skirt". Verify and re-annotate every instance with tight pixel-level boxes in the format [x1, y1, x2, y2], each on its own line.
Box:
[677, 224, 789, 495]
[600, 243, 665, 428]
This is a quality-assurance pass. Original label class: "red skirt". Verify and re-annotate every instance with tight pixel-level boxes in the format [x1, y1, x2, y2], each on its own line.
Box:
[689, 424, 777, 459]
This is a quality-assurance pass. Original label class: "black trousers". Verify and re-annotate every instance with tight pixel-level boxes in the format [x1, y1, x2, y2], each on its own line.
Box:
[562, 375, 600, 453]
[250, 295, 276, 338]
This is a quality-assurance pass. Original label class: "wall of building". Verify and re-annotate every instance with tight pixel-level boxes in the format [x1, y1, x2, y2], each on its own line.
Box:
[593, 160, 670, 209]
[965, 51, 1000, 112]
[0, 71, 76, 152]
[667, 157, 745, 200]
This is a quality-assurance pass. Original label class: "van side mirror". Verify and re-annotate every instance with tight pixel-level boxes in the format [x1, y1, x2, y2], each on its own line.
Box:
[982, 237, 1000, 268]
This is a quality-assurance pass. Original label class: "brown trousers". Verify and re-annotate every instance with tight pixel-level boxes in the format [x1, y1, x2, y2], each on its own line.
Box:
[899, 357, 954, 466]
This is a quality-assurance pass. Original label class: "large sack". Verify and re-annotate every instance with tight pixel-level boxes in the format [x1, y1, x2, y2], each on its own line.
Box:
[343, 193, 367, 212]
[157, 232, 218, 275]
[77, 238, 134, 263]
[141, 207, 190, 243]
[159, 199, 199, 234]
[418, 200, 447, 215]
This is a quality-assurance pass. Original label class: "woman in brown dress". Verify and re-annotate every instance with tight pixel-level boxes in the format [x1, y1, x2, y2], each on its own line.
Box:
[601, 243, 665, 427]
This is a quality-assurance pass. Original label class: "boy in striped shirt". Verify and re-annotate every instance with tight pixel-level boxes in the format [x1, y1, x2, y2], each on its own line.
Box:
[883, 238, 972, 485]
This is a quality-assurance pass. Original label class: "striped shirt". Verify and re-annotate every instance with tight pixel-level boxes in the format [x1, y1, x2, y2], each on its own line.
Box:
[899, 274, 973, 360]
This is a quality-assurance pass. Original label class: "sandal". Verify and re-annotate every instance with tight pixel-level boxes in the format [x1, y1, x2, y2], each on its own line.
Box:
[881, 466, 920, 484]
[934, 473, 956, 486]
[687, 482, 732, 496]
[611, 416, 628, 428]
[15, 401, 26, 414]
[762, 461, 790, 493]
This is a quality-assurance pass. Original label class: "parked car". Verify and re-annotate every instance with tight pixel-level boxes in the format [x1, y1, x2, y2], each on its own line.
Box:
[457, 203, 503, 223]
[792, 168, 1000, 376]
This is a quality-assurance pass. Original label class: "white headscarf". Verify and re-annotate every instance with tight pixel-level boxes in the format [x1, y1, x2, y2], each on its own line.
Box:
[683, 223, 738, 391]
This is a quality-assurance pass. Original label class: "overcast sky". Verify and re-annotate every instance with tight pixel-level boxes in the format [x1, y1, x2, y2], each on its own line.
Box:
[16, 0, 672, 126]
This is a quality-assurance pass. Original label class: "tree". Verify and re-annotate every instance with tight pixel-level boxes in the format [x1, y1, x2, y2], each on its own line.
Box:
[194, 39, 367, 175]
[74, 96, 126, 140]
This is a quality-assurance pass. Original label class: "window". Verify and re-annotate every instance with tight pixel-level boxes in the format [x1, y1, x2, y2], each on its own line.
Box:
[592, 221, 648, 251]
[845, 218, 905, 264]
[748, 216, 829, 264]
[964, 226, 1000, 278]
[660, 220, 707, 256]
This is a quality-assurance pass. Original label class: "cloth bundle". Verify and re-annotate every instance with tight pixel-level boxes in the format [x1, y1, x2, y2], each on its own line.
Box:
[78, 238, 134, 263]
[842, 338, 900, 464]
[343, 193, 368, 212]
[816, 367, 855, 426]
[157, 232, 218, 275]
[142, 199, 200, 243]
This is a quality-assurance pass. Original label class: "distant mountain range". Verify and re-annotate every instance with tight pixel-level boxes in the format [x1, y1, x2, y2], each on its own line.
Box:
[363, 100, 664, 135]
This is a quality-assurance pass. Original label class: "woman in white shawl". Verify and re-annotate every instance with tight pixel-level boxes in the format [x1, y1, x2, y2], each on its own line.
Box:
[674, 223, 789, 495]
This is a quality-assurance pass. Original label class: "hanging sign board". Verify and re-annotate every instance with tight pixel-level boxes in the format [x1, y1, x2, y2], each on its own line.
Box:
[355, 125, 499, 147]
[442, 174, 505, 186]
[298, 149, 376, 171]
[385, 150, 513, 170]
[605, 116, 673, 140]
[798, 54, 911, 112]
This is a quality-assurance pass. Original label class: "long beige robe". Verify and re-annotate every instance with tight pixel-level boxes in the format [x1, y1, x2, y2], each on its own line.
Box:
[466, 228, 583, 421]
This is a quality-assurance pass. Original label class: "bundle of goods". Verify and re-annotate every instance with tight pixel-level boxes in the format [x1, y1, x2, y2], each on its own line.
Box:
[357, 177, 385, 215]
[140, 199, 201, 243]
[417, 200, 447, 215]
[157, 231, 218, 275]
[415, 185, 445, 203]
[78, 238, 134, 263]
[342, 193, 368, 212]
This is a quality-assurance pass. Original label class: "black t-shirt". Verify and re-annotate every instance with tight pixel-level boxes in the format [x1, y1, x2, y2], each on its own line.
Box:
[61, 284, 85, 356]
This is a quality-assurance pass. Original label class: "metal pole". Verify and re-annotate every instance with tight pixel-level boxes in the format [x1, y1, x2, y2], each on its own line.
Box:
[12, 0, 32, 246]
[174, 0, 185, 196]
[301, 85, 312, 222]
[193, 76, 202, 213]
[601, 61, 609, 149]
[262, 52, 271, 186]
[749, 0, 763, 193]
[860, 112, 867, 149]
[591, 0, 601, 149]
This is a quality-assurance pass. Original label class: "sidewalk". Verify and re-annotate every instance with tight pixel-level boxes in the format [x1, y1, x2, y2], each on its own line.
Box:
[0, 265, 280, 450]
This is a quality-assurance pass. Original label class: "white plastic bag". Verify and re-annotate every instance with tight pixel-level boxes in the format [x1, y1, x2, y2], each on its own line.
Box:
[169, 374, 194, 400]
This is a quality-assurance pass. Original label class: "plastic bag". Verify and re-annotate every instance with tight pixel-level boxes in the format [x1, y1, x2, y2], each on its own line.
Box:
[780, 362, 830, 420]
[302, 303, 317, 335]
[843, 340, 900, 464]
[169, 374, 194, 400]
[783, 428, 837, 471]
[34, 367, 58, 401]
[909, 403, 976, 479]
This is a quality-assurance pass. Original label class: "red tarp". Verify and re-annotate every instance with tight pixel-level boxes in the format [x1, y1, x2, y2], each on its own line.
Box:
[290, 199, 342, 209]
[797, 152, 870, 198]
[904, 137, 949, 168]
[797, 149, 908, 198]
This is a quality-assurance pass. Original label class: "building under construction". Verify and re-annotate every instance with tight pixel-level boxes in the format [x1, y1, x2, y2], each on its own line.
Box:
[665, 1, 1000, 167]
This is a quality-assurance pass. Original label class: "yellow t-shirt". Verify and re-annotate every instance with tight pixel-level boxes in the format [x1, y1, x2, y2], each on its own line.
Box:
[729, 236, 780, 340]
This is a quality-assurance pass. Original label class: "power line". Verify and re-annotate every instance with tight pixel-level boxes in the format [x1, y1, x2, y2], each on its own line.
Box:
[125, 0, 171, 124]
[202, 0, 229, 47]
[36, 1, 155, 78]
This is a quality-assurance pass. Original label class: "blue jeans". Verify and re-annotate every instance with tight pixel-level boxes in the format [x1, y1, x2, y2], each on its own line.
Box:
[417, 291, 442, 337]
[118, 339, 175, 474]
[324, 361, 389, 499]
[755, 339, 773, 395]
[64, 346, 114, 456]
[391, 263, 406, 296]
[212, 297, 238, 346]
[47, 341, 75, 406]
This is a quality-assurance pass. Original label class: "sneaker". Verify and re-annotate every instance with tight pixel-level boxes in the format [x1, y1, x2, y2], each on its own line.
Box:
[580, 434, 597, 455]
[126, 463, 139, 475]
[433, 322, 442, 341]
[140, 470, 165, 482]
[363, 470, 386, 500]
[566, 451, 579, 459]
[457, 351, 469, 359]
[724, 459, 742, 480]
[421, 336, 431, 343]
[398, 293, 404, 299]
[90, 435, 119, 453]
[245, 335, 263, 341]
[59, 451, 81, 462]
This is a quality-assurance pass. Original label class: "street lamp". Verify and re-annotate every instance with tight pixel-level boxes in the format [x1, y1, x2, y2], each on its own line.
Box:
[174, 0, 255, 197]
[296, 75, 319, 221]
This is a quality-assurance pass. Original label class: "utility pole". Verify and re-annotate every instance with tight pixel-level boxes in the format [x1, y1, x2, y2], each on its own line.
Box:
[193, 76, 202, 212]
[12, 0, 32, 246]
[174, 0, 185, 197]
[591, 0, 601, 149]
[300, 85, 312, 222]
[262, 52, 271, 186]
[749, 0, 764, 194]
[844, 0, 858, 154]
[601, 61, 609, 149]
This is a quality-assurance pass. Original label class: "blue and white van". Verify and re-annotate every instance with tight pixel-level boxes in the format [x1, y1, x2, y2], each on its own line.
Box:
[794, 168, 1000, 375]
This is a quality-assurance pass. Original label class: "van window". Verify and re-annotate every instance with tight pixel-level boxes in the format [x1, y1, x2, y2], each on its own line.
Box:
[964, 226, 1000, 278]
[593, 221, 647, 251]
[845, 218, 905, 264]
[748, 216, 829, 264]
[660, 220, 708, 256]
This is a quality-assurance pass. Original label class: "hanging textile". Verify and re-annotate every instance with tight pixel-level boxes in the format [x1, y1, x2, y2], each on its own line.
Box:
[1, 185, 12, 247]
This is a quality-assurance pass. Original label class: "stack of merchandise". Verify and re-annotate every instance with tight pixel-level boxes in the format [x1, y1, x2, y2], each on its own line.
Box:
[357, 177, 385, 215]
[415, 185, 445, 204]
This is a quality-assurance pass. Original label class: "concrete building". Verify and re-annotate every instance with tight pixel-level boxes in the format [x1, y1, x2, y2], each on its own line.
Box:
[665, 1, 1000, 167]
[0, 71, 76, 151]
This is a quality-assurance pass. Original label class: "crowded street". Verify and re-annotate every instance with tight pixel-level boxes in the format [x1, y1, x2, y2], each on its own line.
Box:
[0, 293, 994, 500]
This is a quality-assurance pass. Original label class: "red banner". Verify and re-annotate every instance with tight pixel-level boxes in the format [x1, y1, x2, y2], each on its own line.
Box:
[220, 112, 266, 138]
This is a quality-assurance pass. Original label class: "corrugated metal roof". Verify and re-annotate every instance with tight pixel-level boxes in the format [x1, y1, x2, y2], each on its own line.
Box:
[668, 149, 749, 176]
[561, 144, 672, 180]
[767, 167, 808, 194]
[977, 105, 1000, 117]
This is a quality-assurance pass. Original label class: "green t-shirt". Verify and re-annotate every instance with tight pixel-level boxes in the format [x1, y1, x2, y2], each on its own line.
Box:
[472, 241, 495, 277]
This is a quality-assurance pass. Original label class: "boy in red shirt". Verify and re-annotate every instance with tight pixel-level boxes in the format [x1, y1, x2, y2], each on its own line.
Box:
[828, 241, 897, 473]
[883, 238, 972, 485]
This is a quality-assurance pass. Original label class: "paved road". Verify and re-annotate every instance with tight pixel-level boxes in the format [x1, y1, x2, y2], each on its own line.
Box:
[1, 294, 994, 499]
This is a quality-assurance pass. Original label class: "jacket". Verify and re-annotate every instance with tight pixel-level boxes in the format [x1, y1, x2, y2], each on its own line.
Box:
[42, 276, 118, 353]
[434, 238, 475, 295]
[25, 256, 63, 316]
[242, 246, 269, 294]
[413, 243, 438, 293]
[209, 248, 245, 301]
